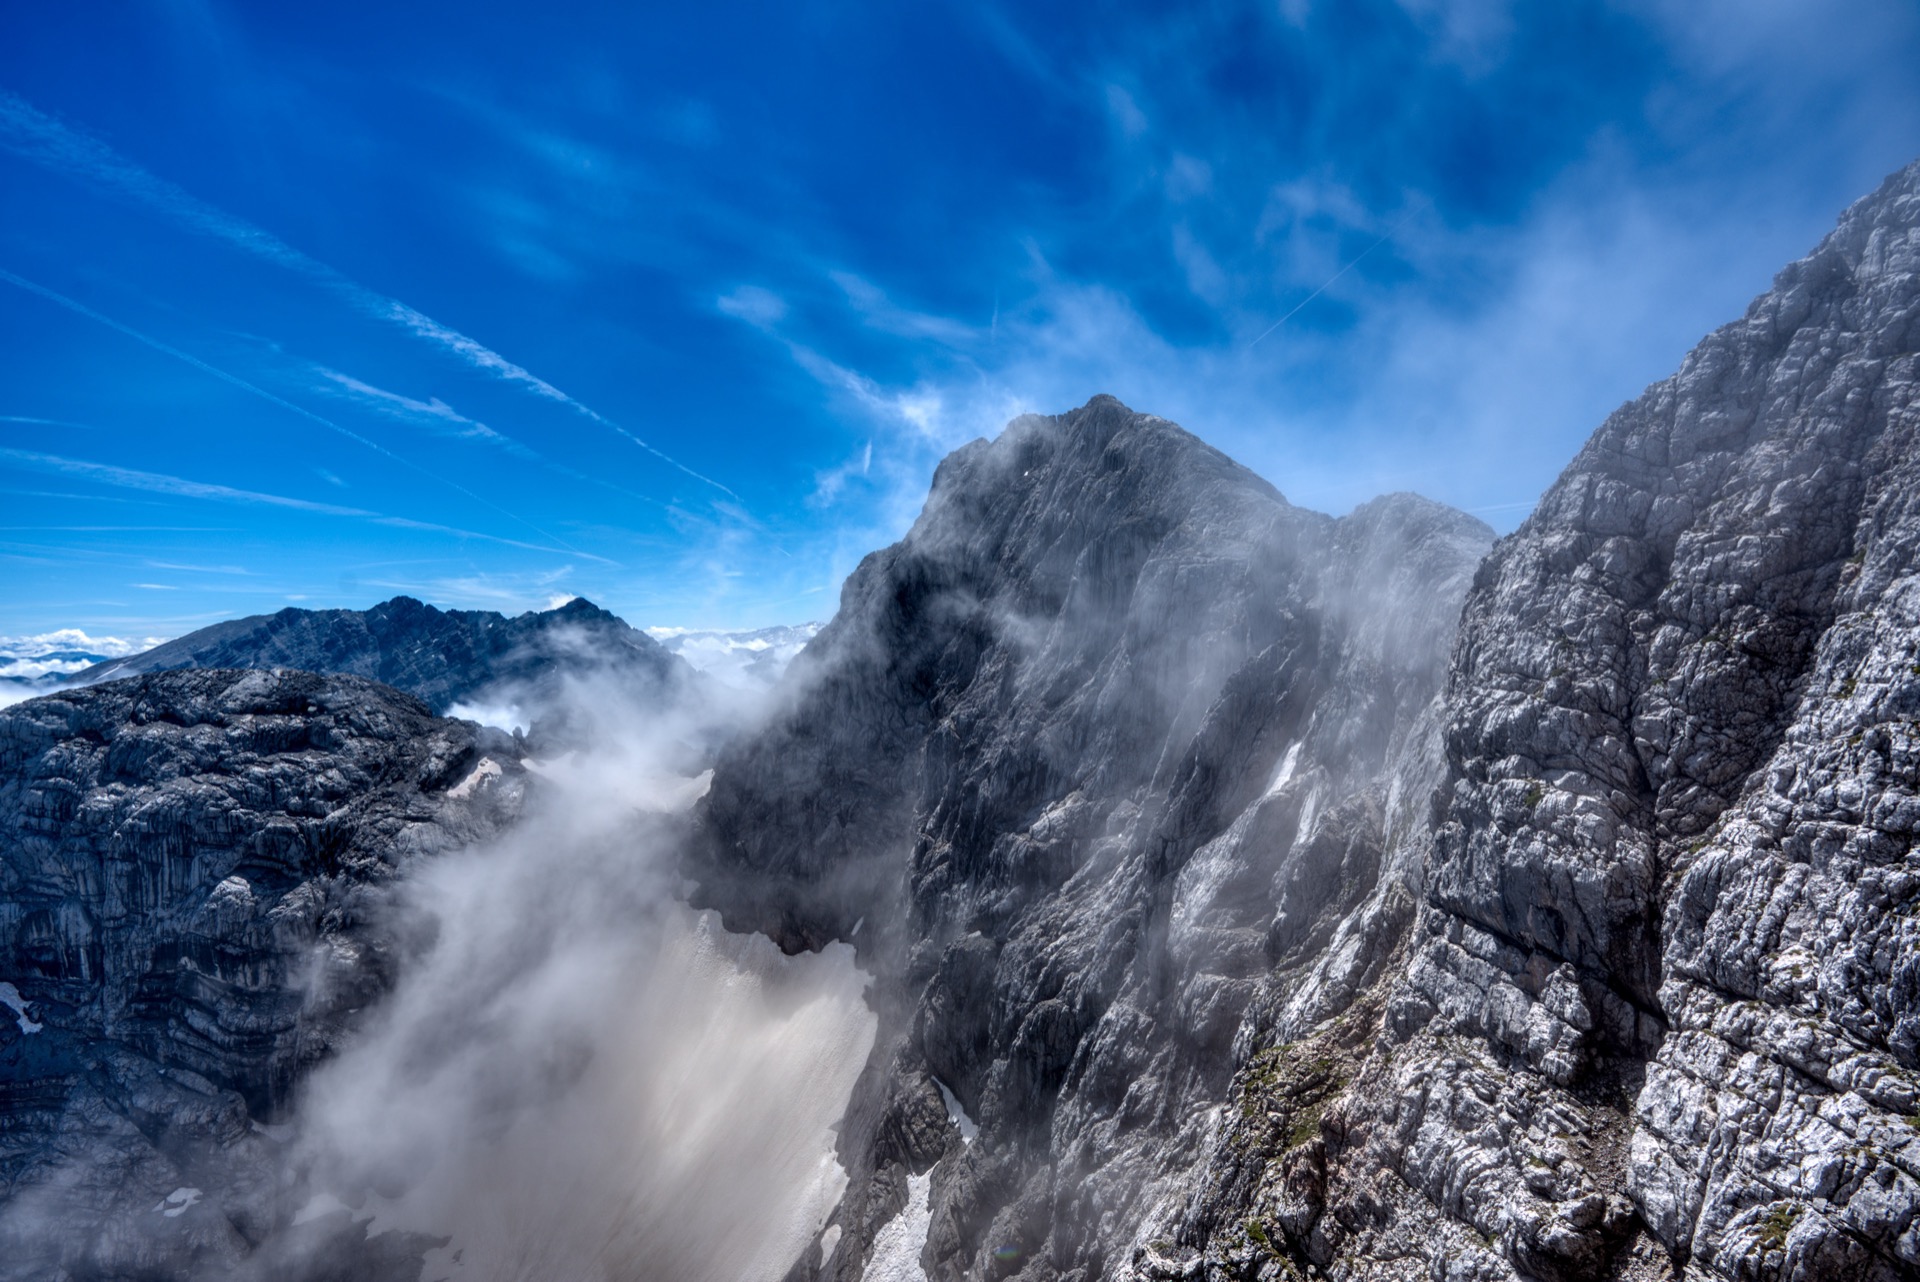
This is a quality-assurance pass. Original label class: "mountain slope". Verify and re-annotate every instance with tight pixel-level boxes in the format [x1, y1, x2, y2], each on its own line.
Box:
[691, 396, 1493, 1281]
[75, 595, 688, 716]
[1151, 158, 1920, 1282]
[0, 669, 527, 1281]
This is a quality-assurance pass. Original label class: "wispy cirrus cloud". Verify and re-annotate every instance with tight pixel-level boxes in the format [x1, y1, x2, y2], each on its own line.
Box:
[145, 560, 255, 575]
[0, 447, 374, 516]
[0, 89, 736, 500]
[0, 447, 615, 563]
[0, 267, 593, 557]
[299, 363, 679, 514]
[310, 366, 536, 457]
[0, 415, 98, 430]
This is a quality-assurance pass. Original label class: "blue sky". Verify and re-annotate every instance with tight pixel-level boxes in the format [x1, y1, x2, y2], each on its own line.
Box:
[1, 0, 1917, 641]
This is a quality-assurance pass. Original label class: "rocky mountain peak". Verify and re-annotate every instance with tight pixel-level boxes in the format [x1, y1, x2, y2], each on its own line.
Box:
[691, 394, 1493, 1281]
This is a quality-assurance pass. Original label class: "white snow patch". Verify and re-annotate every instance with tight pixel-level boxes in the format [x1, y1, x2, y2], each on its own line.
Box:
[861, 1170, 931, 1282]
[447, 757, 503, 800]
[933, 1078, 977, 1143]
[0, 982, 41, 1034]
[1265, 741, 1303, 797]
[154, 1187, 202, 1217]
[292, 1191, 353, 1226]
[1293, 785, 1322, 851]
[820, 1223, 843, 1263]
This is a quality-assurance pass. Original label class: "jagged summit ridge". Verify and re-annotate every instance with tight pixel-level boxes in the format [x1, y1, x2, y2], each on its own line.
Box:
[691, 393, 1494, 1281]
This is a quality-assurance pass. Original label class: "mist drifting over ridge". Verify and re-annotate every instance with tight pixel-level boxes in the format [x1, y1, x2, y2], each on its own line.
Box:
[277, 669, 876, 1282]
[0, 652, 875, 1281]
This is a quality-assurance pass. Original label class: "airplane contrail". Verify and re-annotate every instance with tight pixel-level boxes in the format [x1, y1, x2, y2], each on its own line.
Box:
[0, 447, 600, 561]
[0, 267, 617, 566]
[1249, 211, 1417, 350]
[0, 90, 737, 500]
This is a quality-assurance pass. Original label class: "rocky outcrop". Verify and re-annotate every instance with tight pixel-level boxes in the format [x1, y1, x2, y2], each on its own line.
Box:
[1145, 160, 1920, 1282]
[0, 668, 526, 1281]
[75, 595, 690, 717]
[691, 396, 1493, 1281]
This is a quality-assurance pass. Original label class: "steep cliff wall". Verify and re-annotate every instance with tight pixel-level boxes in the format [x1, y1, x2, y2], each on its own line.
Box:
[1151, 159, 1920, 1282]
[691, 397, 1492, 1281]
[0, 668, 525, 1280]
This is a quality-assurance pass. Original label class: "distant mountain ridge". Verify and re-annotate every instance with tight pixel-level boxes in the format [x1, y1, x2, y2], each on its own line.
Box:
[73, 594, 689, 714]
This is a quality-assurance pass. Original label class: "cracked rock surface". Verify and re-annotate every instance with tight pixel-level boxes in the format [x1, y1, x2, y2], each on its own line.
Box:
[1145, 160, 1920, 1282]
[691, 394, 1492, 1282]
[0, 668, 525, 1281]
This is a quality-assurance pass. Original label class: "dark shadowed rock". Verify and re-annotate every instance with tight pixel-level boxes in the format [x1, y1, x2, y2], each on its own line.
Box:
[0, 668, 527, 1281]
[74, 595, 689, 717]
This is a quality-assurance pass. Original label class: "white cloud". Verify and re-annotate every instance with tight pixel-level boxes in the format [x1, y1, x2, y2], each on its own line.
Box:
[0, 627, 166, 680]
[1104, 84, 1149, 137]
[1164, 153, 1213, 202]
[0, 446, 610, 562]
[1171, 224, 1232, 305]
[716, 285, 789, 328]
[1393, 0, 1517, 72]
[830, 273, 976, 344]
[311, 367, 536, 456]
[809, 441, 874, 508]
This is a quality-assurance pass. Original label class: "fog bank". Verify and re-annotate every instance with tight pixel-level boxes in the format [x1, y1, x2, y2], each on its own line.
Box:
[278, 670, 875, 1282]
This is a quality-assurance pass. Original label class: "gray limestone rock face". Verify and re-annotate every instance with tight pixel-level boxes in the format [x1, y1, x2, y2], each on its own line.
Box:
[691, 396, 1492, 1282]
[0, 668, 527, 1281]
[1150, 160, 1920, 1282]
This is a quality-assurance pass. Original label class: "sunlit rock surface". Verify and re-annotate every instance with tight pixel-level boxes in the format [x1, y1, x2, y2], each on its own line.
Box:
[1147, 159, 1920, 1282]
